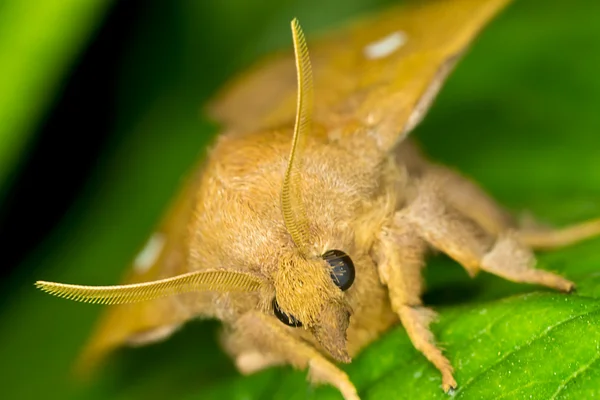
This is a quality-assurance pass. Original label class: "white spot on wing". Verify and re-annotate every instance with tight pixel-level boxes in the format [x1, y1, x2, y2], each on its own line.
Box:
[363, 31, 407, 60]
[134, 233, 165, 273]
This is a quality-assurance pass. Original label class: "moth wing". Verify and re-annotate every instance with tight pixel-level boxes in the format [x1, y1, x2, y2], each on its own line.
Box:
[208, 0, 510, 151]
[77, 169, 201, 372]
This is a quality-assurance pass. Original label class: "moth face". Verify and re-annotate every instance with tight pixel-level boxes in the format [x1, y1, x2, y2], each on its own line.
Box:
[272, 251, 355, 362]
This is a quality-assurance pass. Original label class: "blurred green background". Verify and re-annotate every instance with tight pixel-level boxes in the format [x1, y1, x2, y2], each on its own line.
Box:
[1, 0, 599, 399]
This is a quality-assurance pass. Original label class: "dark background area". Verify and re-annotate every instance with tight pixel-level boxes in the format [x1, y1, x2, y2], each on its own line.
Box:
[0, 1, 131, 279]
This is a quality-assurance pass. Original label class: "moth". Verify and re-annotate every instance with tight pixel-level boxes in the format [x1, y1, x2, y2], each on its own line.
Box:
[35, 0, 600, 399]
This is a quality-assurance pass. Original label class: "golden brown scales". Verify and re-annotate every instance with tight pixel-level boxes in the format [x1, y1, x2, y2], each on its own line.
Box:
[35, 1, 600, 399]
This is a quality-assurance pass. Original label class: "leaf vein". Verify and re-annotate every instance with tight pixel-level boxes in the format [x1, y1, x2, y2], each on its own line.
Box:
[548, 349, 600, 399]
[454, 306, 600, 396]
[494, 380, 556, 400]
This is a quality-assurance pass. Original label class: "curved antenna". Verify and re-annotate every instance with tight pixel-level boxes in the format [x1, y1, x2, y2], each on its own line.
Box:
[281, 18, 314, 255]
[35, 270, 262, 305]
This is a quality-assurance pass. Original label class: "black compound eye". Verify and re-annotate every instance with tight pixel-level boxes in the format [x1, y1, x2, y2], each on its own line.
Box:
[323, 249, 355, 291]
[272, 298, 302, 327]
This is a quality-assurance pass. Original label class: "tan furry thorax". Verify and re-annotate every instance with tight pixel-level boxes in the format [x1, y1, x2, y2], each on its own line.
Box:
[188, 124, 403, 355]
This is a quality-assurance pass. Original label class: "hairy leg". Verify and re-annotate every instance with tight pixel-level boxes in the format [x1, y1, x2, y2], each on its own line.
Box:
[235, 351, 284, 375]
[372, 177, 579, 391]
[517, 218, 600, 250]
[404, 177, 574, 291]
[397, 140, 513, 236]
[428, 166, 600, 251]
[482, 232, 574, 291]
[374, 222, 456, 391]
[227, 311, 359, 400]
[399, 140, 600, 250]
[426, 166, 514, 235]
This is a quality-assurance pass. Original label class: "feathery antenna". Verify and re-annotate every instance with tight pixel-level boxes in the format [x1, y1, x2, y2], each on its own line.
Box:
[35, 270, 262, 305]
[281, 18, 314, 255]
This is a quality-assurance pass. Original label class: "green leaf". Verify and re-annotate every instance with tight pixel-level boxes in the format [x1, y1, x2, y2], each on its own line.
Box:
[0, 0, 112, 191]
[1, 1, 600, 400]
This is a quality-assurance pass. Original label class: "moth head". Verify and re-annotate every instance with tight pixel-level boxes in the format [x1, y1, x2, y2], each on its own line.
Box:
[272, 19, 355, 363]
[271, 249, 355, 362]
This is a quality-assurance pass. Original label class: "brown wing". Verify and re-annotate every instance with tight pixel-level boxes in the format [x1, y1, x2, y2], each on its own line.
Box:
[208, 0, 511, 152]
[77, 167, 202, 372]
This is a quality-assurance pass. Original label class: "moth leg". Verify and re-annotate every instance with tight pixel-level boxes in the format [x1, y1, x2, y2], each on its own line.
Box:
[404, 178, 574, 291]
[422, 162, 600, 251]
[400, 141, 600, 251]
[398, 140, 513, 236]
[221, 329, 285, 374]
[235, 351, 284, 375]
[230, 311, 359, 400]
[481, 232, 574, 291]
[426, 166, 514, 236]
[517, 218, 600, 250]
[374, 224, 457, 391]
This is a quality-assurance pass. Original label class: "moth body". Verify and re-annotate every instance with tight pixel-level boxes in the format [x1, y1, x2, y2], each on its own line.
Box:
[191, 126, 402, 360]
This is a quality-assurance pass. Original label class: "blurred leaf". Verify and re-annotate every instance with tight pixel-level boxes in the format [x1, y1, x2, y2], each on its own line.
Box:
[0, 0, 111, 191]
[1, 1, 600, 400]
